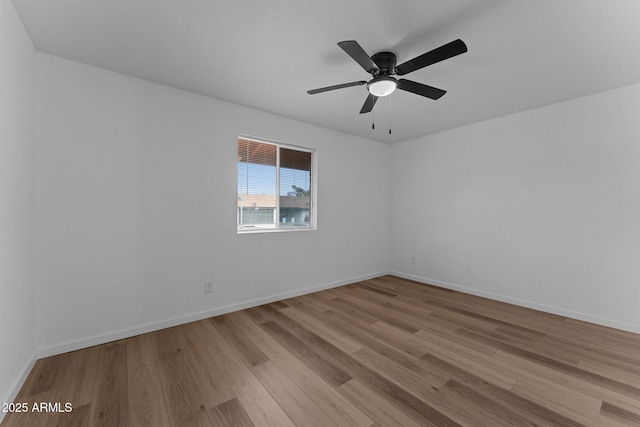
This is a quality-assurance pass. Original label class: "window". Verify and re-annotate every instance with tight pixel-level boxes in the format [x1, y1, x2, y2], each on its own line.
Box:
[237, 137, 315, 233]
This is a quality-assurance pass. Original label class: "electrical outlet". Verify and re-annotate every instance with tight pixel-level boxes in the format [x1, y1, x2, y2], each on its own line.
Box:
[204, 281, 213, 293]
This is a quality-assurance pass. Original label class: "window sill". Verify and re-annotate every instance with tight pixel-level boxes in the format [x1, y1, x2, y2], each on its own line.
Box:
[237, 226, 317, 235]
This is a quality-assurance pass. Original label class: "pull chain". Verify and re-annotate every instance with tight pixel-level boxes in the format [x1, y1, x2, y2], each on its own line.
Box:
[388, 95, 392, 134]
[372, 104, 375, 130]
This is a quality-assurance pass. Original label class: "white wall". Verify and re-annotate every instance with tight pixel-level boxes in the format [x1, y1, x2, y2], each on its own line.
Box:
[0, 0, 36, 414]
[34, 53, 390, 355]
[390, 83, 640, 333]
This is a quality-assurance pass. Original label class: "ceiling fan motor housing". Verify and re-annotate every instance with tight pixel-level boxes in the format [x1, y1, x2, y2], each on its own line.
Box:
[371, 51, 397, 75]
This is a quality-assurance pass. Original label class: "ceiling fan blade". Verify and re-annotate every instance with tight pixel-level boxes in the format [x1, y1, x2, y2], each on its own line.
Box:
[338, 41, 379, 74]
[359, 93, 378, 114]
[307, 81, 367, 94]
[397, 79, 446, 100]
[395, 39, 467, 76]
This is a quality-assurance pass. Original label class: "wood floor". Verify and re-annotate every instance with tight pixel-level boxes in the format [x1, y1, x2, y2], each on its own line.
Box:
[3, 275, 640, 426]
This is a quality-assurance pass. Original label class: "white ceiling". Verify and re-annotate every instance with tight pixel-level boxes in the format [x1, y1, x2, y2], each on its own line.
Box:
[11, 0, 640, 143]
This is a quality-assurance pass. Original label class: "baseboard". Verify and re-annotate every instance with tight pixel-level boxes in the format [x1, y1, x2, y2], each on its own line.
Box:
[0, 352, 37, 424]
[390, 270, 640, 335]
[36, 270, 390, 359]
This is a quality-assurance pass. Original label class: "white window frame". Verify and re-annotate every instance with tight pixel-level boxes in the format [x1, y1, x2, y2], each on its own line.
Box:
[237, 135, 317, 234]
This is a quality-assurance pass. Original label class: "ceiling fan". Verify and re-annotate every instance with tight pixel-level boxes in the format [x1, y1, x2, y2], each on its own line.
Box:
[307, 39, 467, 114]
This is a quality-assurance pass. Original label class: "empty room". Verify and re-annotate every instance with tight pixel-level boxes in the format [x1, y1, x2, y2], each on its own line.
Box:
[2, 0, 640, 425]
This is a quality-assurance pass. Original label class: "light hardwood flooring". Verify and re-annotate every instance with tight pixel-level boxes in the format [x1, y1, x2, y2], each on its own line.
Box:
[3, 275, 640, 426]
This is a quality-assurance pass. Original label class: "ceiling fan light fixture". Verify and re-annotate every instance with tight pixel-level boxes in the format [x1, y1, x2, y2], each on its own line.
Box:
[367, 77, 397, 97]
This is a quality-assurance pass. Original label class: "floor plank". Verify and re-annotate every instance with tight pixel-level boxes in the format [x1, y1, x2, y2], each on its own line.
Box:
[125, 334, 171, 427]
[205, 398, 254, 427]
[204, 319, 295, 427]
[88, 342, 129, 427]
[251, 361, 337, 426]
[337, 379, 423, 427]
[153, 328, 213, 426]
